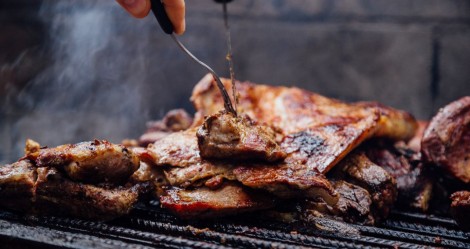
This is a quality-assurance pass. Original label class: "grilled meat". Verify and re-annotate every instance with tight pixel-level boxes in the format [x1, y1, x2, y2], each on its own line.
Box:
[422, 96, 470, 183]
[197, 111, 286, 162]
[0, 160, 37, 212]
[33, 140, 140, 184]
[450, 191, 470, 230]
[143, 129, 338, 205]
[232, 164, 338, 204]
[365, 141, 433, 212]
[159, 182, 275, 219]
[139, 109, 193, 146]
[191, 74, 417, 174]
[35, 167, 139, 220]
[300, 180, 375, 225]
[331, 151, 397, 221]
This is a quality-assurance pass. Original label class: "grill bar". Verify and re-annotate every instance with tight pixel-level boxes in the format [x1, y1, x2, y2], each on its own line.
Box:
[0, 203, 468, 249]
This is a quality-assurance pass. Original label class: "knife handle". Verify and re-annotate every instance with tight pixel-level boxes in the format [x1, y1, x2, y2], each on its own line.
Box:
[150, 0, 174, 34]
[214, 0, 233, 3]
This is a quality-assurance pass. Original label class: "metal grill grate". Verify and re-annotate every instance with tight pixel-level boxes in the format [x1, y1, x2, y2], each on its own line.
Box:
[0, 202, 469, 249]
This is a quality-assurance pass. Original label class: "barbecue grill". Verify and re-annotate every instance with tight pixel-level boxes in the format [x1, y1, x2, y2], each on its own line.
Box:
[1, 1, 470, 248]
[1, 201, 469, 249]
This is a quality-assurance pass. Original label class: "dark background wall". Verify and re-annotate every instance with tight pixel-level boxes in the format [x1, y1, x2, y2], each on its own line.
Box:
[1, 0, 469, 164]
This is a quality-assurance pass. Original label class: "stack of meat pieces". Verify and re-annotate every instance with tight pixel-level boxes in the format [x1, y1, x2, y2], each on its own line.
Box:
[420, 97, 470, 228]
[137, 74, 420, 224]
[1, 74, 467, 228]
[0, 139, 141, 220]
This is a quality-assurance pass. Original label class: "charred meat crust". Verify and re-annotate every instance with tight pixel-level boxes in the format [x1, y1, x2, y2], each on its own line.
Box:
[34, 140, 140, 184]
[299, 180, 375, 225]
[421, 96, 470, 183]
[197, 111, 286, 162]
[331, 151, 397, 221]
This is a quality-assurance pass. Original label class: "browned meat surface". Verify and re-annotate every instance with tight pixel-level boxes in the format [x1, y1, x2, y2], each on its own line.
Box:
[143, 129, 338, 204]
[365, 142, 433, 212]
[139, 109, 193, 146]
[197, 111, 286, 162]
[331, 151, 397, 221]
[35, 167, 139, 220]
[191, 74, 417, 174]
[422, 96, 470, 183]
[450, 191, 470, 230]
[159, 182, 275, 219]
[232, 164, 338, 204]
[34, 140, 140, 184]
[300, 181, 375, 225]
[0, 160, 37, 212]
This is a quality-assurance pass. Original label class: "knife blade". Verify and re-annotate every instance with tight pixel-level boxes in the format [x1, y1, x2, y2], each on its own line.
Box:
[150, 0, 237, 116]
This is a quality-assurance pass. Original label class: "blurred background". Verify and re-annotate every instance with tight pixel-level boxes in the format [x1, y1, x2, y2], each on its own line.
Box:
[0, 0, 469, 164]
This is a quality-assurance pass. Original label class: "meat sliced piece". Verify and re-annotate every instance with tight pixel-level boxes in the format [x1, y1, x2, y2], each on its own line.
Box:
[331, 151, 397, 221]
[191, 74, 417, 174]
[164, 163, 235, 189]
[34, 140, 140, 184]
[35, 167, 139, 220]
[143, 130, 338, 204]
[139, 109, 193, 146]
[421, 96, 470, 183]
[450, 191, 470, 230]
[197, 111, 285, 162]
[364, 141, 433, 212]
[299, 181, 375, 225]
[0, 160, 37, 212]
[159, 182, 275, 219]
[232, 164, 338, 205]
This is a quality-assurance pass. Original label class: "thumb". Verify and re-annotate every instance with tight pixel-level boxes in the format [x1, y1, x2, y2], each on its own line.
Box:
[116, 0, 151, 18]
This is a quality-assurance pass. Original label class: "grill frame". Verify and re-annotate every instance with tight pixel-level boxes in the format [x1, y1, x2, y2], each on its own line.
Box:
[0, 201, 468, 249]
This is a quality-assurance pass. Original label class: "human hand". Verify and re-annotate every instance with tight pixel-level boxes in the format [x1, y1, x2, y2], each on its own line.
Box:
[116, 0, 185, 34]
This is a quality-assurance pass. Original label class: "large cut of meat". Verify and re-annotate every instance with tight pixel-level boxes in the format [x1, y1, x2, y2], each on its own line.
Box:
[31, 140, 140, 184]
[421, 96, 470, 183]
[191, 74, 417, 174]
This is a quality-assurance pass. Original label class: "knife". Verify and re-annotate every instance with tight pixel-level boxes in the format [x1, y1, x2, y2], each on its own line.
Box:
[149, 0, 237, 116]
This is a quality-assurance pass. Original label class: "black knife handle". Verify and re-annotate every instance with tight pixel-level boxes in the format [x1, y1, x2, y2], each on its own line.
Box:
[214, 0, 233, 3]
[150, 0, 174, 34]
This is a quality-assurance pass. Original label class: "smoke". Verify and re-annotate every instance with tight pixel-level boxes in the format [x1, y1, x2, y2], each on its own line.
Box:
[8, 1, 155, 161]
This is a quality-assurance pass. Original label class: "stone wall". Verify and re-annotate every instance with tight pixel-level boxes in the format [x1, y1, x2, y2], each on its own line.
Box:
[0, 0, 469, 163]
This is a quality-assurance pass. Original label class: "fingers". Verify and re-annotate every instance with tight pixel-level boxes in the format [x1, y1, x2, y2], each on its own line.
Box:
[116, 0, 151, 18]
[163, 0, 186, 34]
